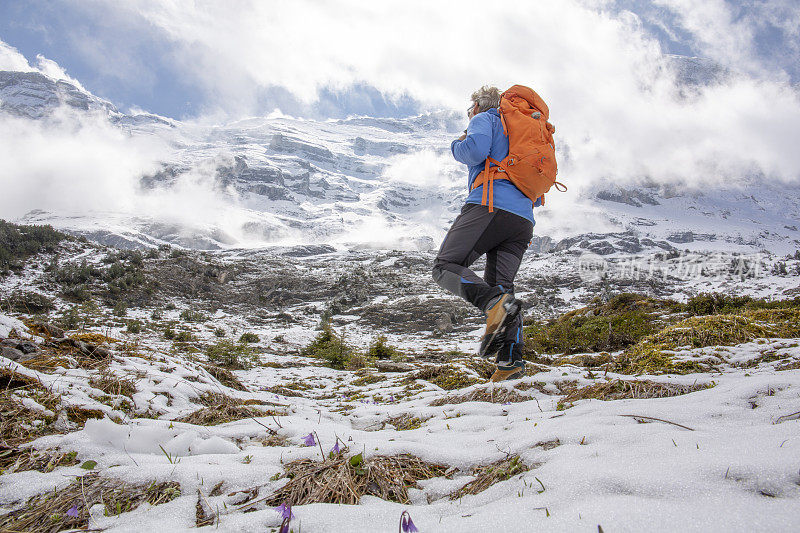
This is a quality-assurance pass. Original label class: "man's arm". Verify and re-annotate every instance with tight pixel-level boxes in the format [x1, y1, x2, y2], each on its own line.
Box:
[451, 114, 492, 166]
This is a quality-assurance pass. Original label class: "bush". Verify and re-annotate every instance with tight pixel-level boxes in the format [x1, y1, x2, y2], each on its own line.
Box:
[206, 340, 259, 370]
[61, 284, 92, 303]
[180, 309, 206, 322]
[214, 327, 226, 338]
[127, 320, 142, 334]
[300, 325, 355, 370]
[2, 290, 55, 314]
[239, 332, 259, 343]
[367, 335, 401, 360]
[164, 327, 176, 340]
[112, 301, 127, 317]
[0, 220, 68, 273]
[175, 330, 194, 342]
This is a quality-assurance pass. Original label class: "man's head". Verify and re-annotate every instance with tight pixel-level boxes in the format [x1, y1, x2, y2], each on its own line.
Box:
[469, 86, 501, 118]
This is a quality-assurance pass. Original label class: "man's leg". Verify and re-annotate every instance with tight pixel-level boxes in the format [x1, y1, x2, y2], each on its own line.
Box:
[492, 237, 531, 364]
[432, 204, 506, 311]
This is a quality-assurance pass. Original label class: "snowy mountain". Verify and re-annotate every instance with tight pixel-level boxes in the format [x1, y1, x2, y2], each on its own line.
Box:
[3, 64, 800, 258]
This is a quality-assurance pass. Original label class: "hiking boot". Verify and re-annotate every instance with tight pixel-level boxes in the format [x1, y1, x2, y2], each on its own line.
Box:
[478, 294, 521, 358]
[490, 360, 526, 382]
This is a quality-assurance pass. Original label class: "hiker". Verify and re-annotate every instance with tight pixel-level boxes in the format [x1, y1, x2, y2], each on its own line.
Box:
[432, 85, 560, 382]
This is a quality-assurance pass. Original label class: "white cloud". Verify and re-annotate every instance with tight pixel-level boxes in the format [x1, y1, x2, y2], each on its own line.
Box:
[0, 41, 35, 72]
[35, 54, 86, 90]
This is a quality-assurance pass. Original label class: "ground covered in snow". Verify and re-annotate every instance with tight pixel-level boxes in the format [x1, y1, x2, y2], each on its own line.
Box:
[2, 308, 799, 532]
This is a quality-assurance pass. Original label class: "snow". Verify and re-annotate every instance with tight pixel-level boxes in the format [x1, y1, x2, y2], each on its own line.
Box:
[2, 318, 799, 531]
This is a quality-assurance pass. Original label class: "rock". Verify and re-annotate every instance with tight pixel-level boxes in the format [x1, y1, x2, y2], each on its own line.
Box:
[33, 321, 65, 338]
[1, 345, 34, 362]
[15, 341, 39, 354]
[375, 361, 413, 372]
[434, 313, 453, 334]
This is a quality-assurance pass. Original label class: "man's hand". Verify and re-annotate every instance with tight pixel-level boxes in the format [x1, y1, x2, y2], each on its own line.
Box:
[457, 131, 467, 141]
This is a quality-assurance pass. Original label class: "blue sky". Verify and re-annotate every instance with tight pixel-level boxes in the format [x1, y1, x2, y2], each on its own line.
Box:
[1, 0, 797, 120]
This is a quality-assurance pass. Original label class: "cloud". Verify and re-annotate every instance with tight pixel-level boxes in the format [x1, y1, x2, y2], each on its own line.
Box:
[0, 41, 36, 72]
[60, 0, 798, 189]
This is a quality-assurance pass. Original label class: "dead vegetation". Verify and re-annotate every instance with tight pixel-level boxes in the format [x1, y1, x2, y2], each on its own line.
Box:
[450, 455, 530, 499]
[0, 367, 105, 447]
[385, 413, 432, 430]
[202, 363, 248, 391]
[262, 454, 448, 506]
[89, 368, 137, 398]
[0, 447, 78, 474]
[0, 472, 181, 533]
[175, 392, 285, 426]
[406, 364, 480, 390]
[558, 379, 711, 409]
[430, 386, 532, 406]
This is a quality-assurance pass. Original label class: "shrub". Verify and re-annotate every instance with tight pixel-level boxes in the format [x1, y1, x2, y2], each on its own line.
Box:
[163, 327, 176, 340]
[2, 290, 55, 314]
[175, 330, 194, 342]
[213, 327, 226, 338]
[127, 320, 142, 334]
[0, 220, 68, 273]
[367, 335, 401, 360]
[300, 325, 355, 370]
[239, 332, 259, 343]
[180, 309, 206, 322]
[206, 340, 259, 370]
[112, 301, 127, 317]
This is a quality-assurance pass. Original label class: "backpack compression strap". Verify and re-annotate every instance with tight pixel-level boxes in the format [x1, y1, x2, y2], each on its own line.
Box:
[471, 157, 510, 212]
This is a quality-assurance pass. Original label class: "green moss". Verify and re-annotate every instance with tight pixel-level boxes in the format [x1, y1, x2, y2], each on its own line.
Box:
[352, 373, 387, 386]
[524, 293, 674, 356]
[239, 332, 259, 343]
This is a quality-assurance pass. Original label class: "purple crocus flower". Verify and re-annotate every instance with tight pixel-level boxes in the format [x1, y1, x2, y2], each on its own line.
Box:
[66, 504, 79, 518]
[399, 510, 418, 533]
[279, 517, 291, 533]
[302, 432, 316, 446]
[331, 440, 341, 454]
[389, 394, 395, 402]
[274, 502, 294, 520]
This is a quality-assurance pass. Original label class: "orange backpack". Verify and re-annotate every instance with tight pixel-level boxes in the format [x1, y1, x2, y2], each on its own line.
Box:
[471, 84, 566, 211]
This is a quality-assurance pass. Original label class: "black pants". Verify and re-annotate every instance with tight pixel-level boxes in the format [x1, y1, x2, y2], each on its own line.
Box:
[432, 203, 533, 362]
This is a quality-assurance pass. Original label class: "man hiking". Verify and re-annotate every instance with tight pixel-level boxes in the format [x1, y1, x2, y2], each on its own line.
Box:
[433, 85, 559, 382]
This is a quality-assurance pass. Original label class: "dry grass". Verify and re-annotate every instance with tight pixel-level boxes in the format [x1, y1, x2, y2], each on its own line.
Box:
[558, 379, 710, 409]
[262, 454, 448, 506]
[0, 447, 78, 474]
[406, 365, 480, 390]
[175, 392, 284, 426]
[89, 368, 137, 398]
[0, 472, 181, 533]
[450, 455, 530, 499]
[70, 332, 120, 345]
[202, 363, 248, 391]
[430, 386, 532, 406]
[385, 413, 432, 430]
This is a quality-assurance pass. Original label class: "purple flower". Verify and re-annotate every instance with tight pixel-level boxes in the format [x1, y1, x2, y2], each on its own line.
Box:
[400, 510, 418, 533]
[279, 517, 291, 533]
[66, 504, 79, 518]
[389, 394, 395, 402]
[302, 433, 316, 446]
[274, 502, 294, 520]
[331, 441, 341, 454]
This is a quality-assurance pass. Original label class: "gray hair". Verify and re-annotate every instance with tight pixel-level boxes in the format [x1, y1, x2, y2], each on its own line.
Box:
[470, 86, 501, 113]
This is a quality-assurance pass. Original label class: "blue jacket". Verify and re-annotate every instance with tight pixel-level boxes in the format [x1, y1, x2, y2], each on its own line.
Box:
[450, 108, 537, 224]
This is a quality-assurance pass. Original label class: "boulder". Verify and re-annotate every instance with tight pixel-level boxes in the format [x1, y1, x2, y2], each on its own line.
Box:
[375, 361, 413, 373]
